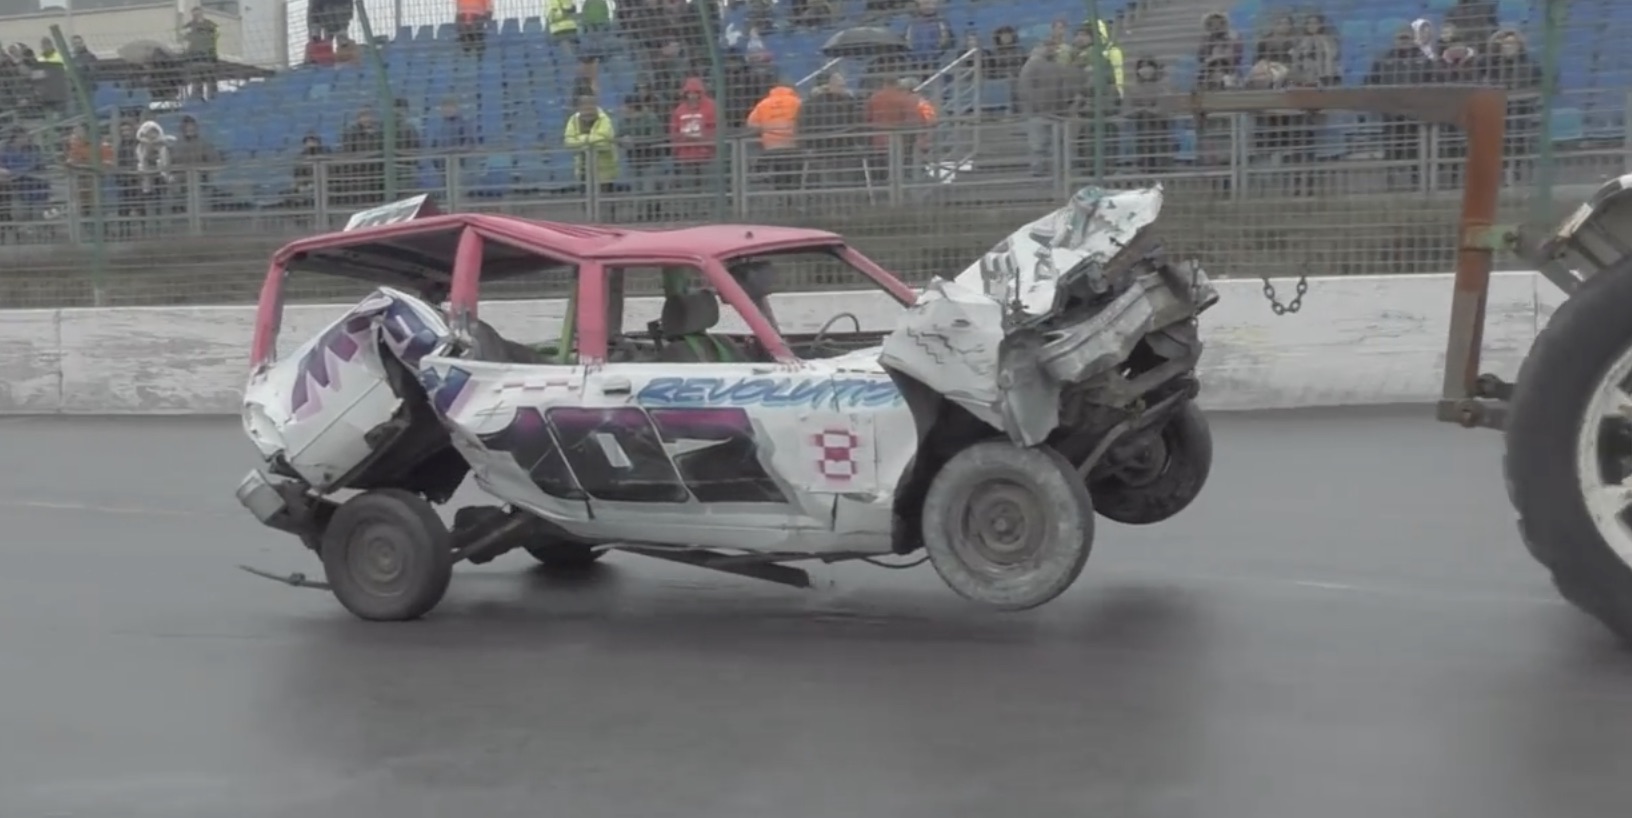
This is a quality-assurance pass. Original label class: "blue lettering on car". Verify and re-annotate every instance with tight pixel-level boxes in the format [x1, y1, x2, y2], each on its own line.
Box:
[637, 377, 902, 409]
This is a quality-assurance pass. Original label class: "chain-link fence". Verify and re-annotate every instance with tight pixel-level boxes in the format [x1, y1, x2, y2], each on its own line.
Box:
[0, 0, 1608, 308]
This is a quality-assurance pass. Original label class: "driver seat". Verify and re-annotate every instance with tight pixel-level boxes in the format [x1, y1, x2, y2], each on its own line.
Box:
[658, 291, 745, 363]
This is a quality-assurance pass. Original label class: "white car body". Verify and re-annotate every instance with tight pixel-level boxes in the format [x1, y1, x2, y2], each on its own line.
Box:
[239, 185, 1215, 559]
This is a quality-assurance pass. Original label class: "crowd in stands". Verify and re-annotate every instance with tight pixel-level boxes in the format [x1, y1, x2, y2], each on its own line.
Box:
[0, 0, 1563, 232]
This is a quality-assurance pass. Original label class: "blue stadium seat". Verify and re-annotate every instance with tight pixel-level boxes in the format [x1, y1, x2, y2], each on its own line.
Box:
[1550, 107, 1585, 143]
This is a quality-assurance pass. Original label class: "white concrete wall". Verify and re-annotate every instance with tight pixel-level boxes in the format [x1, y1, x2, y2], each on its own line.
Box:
[0, 272, 1565, 415]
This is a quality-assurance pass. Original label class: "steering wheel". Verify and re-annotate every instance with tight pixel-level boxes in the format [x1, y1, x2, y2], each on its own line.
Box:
[812, 312, 862, 357]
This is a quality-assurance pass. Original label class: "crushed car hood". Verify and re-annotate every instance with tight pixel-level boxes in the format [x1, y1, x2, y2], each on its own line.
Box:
[878, 184, 1218, 446]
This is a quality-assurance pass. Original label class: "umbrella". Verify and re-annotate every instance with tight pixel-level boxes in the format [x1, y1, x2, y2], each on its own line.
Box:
[116, 40, 174, 64]
[821, 27, 909, 58]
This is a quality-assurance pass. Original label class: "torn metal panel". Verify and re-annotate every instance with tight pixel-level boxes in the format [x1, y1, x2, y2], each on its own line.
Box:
[882, 185, 1218, 446]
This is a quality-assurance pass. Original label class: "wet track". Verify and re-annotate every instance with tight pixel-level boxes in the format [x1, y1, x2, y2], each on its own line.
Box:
[3, 407, 1631, 818]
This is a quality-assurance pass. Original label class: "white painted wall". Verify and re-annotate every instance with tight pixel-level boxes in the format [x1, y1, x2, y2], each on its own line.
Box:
[0, 272, 1565, 415]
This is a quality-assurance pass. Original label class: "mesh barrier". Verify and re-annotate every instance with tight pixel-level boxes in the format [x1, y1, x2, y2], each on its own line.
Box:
[0, 0, 1615, 308]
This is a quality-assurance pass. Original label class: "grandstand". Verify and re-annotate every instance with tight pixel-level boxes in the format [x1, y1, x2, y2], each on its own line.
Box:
[0, 0, 1624, 308]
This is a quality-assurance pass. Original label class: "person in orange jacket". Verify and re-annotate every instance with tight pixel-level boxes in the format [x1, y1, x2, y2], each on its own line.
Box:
[864, 76, 928, 182]
[746, 77, 802, 190]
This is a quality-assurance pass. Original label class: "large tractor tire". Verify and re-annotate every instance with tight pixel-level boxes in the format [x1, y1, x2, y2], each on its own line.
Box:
[1505, 257, 1632, 645]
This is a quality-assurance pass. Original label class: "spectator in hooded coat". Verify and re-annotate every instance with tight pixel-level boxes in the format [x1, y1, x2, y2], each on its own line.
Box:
[565, 94, 619, 190]
[1290, 13, 1340, 87]
[1366, 26, 1438, 187]
[669, 76, 719, 188]
[746, 77, 803, 190]
[904, 0, 954, 74]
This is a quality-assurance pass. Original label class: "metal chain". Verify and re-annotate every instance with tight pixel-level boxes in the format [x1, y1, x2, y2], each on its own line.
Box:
[1260, 274, 1310, 316]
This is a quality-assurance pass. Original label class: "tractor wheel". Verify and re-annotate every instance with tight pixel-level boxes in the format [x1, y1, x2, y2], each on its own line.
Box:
[320, 489, 453, 622]
[1089, 401, 1213, 525]
[1506, 257, 1632, 645]
[920, 441, 1094, 610]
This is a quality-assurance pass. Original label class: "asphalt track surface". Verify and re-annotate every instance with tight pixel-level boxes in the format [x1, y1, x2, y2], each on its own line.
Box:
[4, 407, 1632, 818]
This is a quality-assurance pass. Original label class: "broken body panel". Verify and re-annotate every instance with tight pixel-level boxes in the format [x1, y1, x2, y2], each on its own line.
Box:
[239, 187, 1215, 561]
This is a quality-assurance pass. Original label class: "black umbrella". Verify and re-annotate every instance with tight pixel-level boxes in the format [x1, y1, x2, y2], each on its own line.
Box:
[821, 26, 909, 58]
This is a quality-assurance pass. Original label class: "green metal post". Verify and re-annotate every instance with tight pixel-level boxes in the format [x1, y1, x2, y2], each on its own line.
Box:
[51, 24, 108, 306]
[1086, 0, 1106, 181]
[1529, 0, 1563, 227]
[356, 0, 397, 201]
[694, 0, 728, 219]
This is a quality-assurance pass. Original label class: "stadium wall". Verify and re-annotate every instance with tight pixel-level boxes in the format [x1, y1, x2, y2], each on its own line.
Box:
[0, 271, 1561, 415]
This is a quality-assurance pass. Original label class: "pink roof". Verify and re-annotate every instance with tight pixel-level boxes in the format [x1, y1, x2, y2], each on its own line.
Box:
[269, 212, 846, 266]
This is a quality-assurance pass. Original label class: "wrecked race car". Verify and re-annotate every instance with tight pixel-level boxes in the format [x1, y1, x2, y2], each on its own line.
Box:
[235, 188, 1218, 621]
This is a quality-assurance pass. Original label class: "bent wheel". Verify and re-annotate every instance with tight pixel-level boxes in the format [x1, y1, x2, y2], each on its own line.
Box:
[920, 441, 1094, 610]
[1089, 401, 1213, 525]
[523, 537, 604, 570]
[320, 489, 453, 622]
[1506, 256, 1632, 645]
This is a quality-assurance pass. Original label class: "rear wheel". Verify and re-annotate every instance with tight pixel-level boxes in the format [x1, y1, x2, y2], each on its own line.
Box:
[320, 489, 453, 622]
[920, 441, 1094, 610]
[1506, 257, 1632, 644]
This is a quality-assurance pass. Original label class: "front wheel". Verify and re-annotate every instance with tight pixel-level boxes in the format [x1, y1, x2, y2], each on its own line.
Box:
[920, 441, 1094, 611]
[1506, 258, 1632, 645]
[320, 489, 453, 622]
[1088, 401, 1213, 526]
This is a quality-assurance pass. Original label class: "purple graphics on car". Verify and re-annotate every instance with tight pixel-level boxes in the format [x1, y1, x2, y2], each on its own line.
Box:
[289, 291, 447, 420]
[478, 405, 788, 504]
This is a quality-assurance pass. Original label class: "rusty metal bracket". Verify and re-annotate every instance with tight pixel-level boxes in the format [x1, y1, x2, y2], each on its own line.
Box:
[1156, 85, 1511, 425]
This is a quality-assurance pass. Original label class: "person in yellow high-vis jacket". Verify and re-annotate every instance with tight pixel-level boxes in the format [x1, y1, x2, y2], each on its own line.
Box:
[546, 0, 578, 60]
[565, 94, 619, 189]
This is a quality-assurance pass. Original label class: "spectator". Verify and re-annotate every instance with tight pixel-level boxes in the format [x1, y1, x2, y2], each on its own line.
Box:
[645, 39, 690, 104]
[183, 7, 220, 99]
[308, 0, 354, 41]
[669, 76, 718, 188]
[334, 34, 362, 67]
[1290, 13, 1340, 87]
[291, 131, 330, 203]
[395, 97, 424, 146]
[1444, 0, 1498, 47]
[745, 0, 775, 33]
[546, 0, 579, 67]
[564, 94, 619, 190]
[339, 107, 385, 205]
[1475, 28, 1542, 180]
[69, 35, 98, 77]
[37, 37, 61, 65]
[1366, 26, 1437, 187]
[904, 0, 954, 74]
[1195, 12, 1242, 90]
[1256, 15, 1295, 65]
[0, 126, 45, 225]
[1017, 43, 1079, 176]
[746, 75, 802, 189]
[578, 0, 612, 93]
[1411, 18, 1438, 61]
[64, 123, 112, 218]
[797, 72, 865, 185]
[962, 31, 991, 68]
[791, 0, 835, 29]
[134, 120, 174, 217]
[305, 35, 336, 67]
[864, 74, 929, 181]
[987, 26, 1026, 80]
[1122, 56, 1174, 174]
[455, 0, 493, 57]
[618, 93, 666, 219]
[429, 96, 475, 153]
[0, 49, 24, 111]
[169, 114, 224, 192]
[1436, 25, 1480, 81]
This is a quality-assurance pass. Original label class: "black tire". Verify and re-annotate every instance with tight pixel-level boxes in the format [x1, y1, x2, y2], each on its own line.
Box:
[320, 489, 453, 622]
[920, 441, 1094, 610]
[1506, 258, 1632, 645]
[1089, 401, 1213, 525]
[523, 538, 604, 570]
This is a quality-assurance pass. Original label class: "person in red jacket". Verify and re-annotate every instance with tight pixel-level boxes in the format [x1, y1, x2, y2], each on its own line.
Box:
[668, 76, 717, 191]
